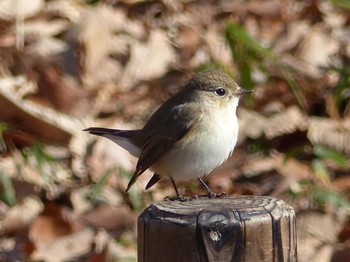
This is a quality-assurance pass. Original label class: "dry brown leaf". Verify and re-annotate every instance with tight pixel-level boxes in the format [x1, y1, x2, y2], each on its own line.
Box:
[205, 24, 232, 66]
[241, 151, 314, 196]
[46, 0, 83, 22]
[69, 6, 143, 88]
[119, 30, 176, 90]
[296, 25, 339, 77]
[99, 230, 137, 261]
[242, 152, 312, 180]
[239, 106, 307, 140]
[238, 109, 265, 140]
[73, 7, 121, 80]
[23, 20, 68, 38]
[319, 1, 348, 29]
[278, 54, 323, 79]
[29, 202, 72, 249]
[27, 37, 68, 57]
[30, 228, 95, 262]
[274, 21, 310, 52]
[297, 211, 345, 262]
[0, 76, 88, 145]
[308, 117, 350, 155]
[245, 0, 283, 19]
[332, 176, 350, 193]
[241, 156, 278, 176]
[264, 106, 308, 138]
[70, 187, 94, 215]
[1, 197, 43, 235]
[0, 146, 73, 193]
[177, 24, 202, 60]
[0, 0, 43, 20]
[81, 205, 136, 232]
[30, 61, 89, 115]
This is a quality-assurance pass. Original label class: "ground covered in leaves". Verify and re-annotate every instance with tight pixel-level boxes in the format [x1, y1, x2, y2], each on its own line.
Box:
[1, 0, 350, 261]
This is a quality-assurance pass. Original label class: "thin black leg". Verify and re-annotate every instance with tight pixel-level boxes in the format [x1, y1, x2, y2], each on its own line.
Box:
[198, 178, 216, 197]
[170, 177, 181, 198]
[164, 178, 190, 201]
[197, 178, 227, 199]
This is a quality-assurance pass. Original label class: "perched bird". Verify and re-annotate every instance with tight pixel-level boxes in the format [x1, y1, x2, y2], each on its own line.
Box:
[84, 70, 252, 199]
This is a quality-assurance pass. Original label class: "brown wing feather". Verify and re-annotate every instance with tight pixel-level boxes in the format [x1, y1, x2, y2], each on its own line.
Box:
[125, 104, 198, 192]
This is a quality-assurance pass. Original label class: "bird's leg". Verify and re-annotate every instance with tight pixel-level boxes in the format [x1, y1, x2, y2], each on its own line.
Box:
[170, 177, 182, 198]
[164, 178, 189, 201]
[197, 178, 227, 198]
[198, 178, 216, 198]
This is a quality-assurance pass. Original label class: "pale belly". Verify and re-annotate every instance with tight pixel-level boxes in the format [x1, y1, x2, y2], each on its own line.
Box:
[151, 111, 239, 181]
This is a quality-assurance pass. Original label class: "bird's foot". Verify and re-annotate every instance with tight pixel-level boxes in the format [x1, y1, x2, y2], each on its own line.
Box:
[164, 195, 191, 202]
[191, 192, 228, 199]
[215, 192, 228, 198]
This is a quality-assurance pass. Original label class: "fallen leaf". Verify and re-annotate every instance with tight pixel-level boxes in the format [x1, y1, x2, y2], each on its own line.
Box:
[0, 76, 88, 145]
[0, 0, 43, 20]
[1, 197, 43, 235]
[239, 106, 307, 140]
[27, 37, 68, 57]
[177, 24, 202, 60]
[80, 204, 136, 233]
[119, 30, 176, 90]
[297, 210, 345, 262]
[29, 202, 72, 249]
[205, 24, 232, 65]
[296, 25, 339, 77]
[30, 60, 89, 115]
[23, 20, 69, 38]
[30, 228, 95, 262]
[308, 117, 350, 155]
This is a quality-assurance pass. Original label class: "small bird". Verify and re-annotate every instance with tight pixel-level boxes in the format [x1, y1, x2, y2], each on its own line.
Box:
[84, 70, 252, 199]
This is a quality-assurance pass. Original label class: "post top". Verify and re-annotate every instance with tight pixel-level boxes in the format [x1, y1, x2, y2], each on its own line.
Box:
[140, 195, 294, 222]
[138, 195, 297, 262]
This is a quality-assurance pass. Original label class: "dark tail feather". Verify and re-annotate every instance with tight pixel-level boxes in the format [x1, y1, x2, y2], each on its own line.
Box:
[125, 170, 143, 192]
[84, 127, 144, 190]
[145, 174, 163, 190]
[83, 127, 120, 137]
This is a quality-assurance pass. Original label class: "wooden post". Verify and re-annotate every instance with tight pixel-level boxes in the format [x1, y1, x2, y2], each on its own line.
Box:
[138, 195, 297, 262]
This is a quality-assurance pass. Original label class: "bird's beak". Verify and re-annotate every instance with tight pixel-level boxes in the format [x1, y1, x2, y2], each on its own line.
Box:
[237, 88, 253, 95]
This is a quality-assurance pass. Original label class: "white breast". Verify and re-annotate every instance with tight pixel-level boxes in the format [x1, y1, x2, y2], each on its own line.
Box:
[152, 97, 239, 181]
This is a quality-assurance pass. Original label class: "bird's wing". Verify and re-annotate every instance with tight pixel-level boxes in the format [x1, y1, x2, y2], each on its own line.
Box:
[145, 173, 163, 190]
[125, 104, 199, 191]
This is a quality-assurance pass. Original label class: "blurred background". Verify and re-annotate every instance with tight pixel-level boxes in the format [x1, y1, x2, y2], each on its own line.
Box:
[0, 0, 350, 261]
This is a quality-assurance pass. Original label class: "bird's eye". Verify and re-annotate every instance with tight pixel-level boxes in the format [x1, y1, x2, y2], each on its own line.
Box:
[215, 88, 226, 96]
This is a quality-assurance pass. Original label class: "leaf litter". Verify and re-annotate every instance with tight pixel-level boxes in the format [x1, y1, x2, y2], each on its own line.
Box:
[1, 0, 350, 261]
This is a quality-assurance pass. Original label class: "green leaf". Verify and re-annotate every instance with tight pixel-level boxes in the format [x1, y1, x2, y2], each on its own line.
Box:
[312, 159, 331, 184]
[280, 66, 308, 110]
[330, 0, 350, 10]
[314, 146, 348, 169]
[0, 122, 8, 154]
[225, 22, 274, 89]
[88, 168, 114, 203]
[313, 188, 350, 209]
[0, 168, 16, 206]
[326, 64, 350, 111]
[225, 22, 274, 59]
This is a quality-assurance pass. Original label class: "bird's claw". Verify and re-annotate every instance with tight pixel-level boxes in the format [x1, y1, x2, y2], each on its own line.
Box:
[164, 195, 191, 202]
[164, 192, 228, 201]
[190, 192, 228, 200]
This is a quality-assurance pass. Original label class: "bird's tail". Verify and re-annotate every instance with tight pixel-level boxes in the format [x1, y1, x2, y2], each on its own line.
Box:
[83, 127, 141, 157]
